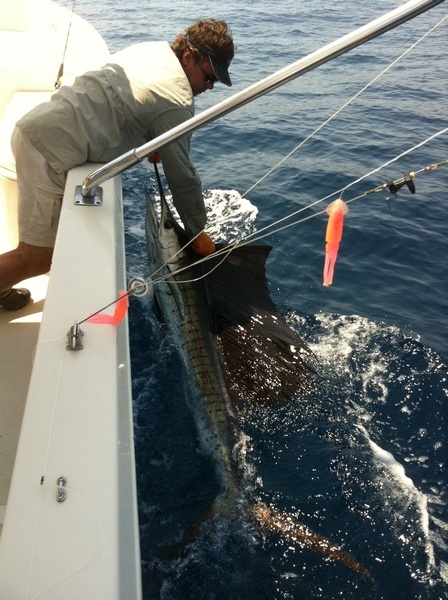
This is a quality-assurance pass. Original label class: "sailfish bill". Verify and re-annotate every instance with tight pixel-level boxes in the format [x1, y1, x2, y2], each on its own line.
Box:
[144, 183, 373, 583]
[252, 501, 373, 582]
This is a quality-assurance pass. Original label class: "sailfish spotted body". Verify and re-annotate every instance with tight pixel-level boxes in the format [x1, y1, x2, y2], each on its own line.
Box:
[144, 185, 372, 583]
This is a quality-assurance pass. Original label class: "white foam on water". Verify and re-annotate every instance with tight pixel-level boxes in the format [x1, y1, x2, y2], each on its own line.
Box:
[362, 427, 414, 487]
[204, 188, 258, 243]
[313, 315, 435, 572]
[297, 312, 443, 577]
[144, 185, 258, 244]
[359, 424, 435, 570]
[304, 313, 393, 406]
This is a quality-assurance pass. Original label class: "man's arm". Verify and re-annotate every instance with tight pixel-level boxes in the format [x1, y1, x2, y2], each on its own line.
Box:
[150, 109, 206, 236]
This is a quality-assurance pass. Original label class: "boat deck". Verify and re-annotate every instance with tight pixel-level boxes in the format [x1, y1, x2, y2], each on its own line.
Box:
[0, 274, 48, 535]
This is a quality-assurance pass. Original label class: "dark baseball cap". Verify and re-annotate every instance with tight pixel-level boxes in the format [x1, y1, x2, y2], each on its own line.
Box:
[184, 34, 232, 86]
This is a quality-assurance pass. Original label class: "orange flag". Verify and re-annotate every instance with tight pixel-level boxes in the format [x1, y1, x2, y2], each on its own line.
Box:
[87, 290, 129, 325]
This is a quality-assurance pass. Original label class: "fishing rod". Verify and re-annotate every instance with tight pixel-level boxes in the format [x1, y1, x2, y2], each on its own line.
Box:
[80, 0, 445, 199]
[55, 0, 77, 89]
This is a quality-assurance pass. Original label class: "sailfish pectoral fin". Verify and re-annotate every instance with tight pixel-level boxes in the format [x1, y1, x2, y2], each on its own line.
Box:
[251, 500, 374, 583]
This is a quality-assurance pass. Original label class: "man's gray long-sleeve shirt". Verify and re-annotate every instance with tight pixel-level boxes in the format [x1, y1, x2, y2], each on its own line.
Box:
[18, 41, 206, 235]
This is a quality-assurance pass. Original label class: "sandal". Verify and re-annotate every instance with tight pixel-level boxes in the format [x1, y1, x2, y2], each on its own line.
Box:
[0, 288, 32, 311]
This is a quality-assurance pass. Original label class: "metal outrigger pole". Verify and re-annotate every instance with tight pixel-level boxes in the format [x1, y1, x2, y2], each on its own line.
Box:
[80, 0, 445, 199]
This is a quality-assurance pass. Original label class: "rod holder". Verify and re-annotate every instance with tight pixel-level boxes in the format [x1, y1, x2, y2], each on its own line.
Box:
[66, 320, 84, 351]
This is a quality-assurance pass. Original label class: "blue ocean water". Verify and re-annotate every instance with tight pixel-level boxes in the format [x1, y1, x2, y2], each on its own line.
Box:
[60, 1, 447, 598]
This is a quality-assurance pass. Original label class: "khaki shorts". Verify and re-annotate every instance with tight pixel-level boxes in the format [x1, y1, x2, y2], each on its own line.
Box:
[11, 127, 67, 248]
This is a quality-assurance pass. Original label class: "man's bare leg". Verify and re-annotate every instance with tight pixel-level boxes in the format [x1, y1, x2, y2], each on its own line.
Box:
[0, 242, 53, 294]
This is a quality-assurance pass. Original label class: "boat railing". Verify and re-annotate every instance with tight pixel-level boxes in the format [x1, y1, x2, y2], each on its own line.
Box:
[80, 0, 445, 201]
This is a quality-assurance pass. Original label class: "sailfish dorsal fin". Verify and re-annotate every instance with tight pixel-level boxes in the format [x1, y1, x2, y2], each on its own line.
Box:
[200, 244, 315, 408]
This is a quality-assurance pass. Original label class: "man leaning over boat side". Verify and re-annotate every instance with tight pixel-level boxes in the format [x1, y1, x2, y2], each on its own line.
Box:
[0, 18, 234, 311]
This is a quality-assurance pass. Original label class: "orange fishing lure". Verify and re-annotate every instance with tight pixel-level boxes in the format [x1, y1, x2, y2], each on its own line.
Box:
[323, 199, 348, 286]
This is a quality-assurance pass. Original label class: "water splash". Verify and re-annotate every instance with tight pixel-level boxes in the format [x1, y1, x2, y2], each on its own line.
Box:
[204, 189, 258, 243]
[357, 422, 435, 571]
[296, 312, 448, 586]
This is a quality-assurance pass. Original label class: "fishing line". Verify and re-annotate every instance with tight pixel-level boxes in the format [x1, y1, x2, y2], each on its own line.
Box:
[240, 134, 448, 244]
[340, 128, 448, 196]
[74, 124, 447, 323]
[228, 127, 448, 245]
[74, 16, 448, 319]
[124, 16, 448, 292]
[147, 244, 238, 288]
[76, 143, 448, 316]
[243, 13, 448, 198]
[135, 224, 203, 286]
[144, 132, 448, 290]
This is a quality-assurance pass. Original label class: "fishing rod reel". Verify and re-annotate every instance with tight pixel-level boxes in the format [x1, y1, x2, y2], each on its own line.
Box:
[386, 172, 416, 195]
[384, 172, 416, 208]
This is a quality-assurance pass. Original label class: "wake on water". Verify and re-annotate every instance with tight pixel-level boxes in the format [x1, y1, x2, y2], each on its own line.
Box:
[124, 177, 447, 596]
[287, 312, 448, 588]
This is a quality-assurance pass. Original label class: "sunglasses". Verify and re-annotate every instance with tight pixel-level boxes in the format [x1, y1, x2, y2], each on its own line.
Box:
[193, 56, 218, 84]
[184, 35, 219, 84]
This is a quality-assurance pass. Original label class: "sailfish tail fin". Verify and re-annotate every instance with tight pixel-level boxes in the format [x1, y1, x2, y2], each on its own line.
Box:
[251, 500, 374, 583]
[143, 488, 239, 589]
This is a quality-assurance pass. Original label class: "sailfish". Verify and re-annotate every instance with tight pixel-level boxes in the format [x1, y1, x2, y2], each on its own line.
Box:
[144, 182, 373, 584]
